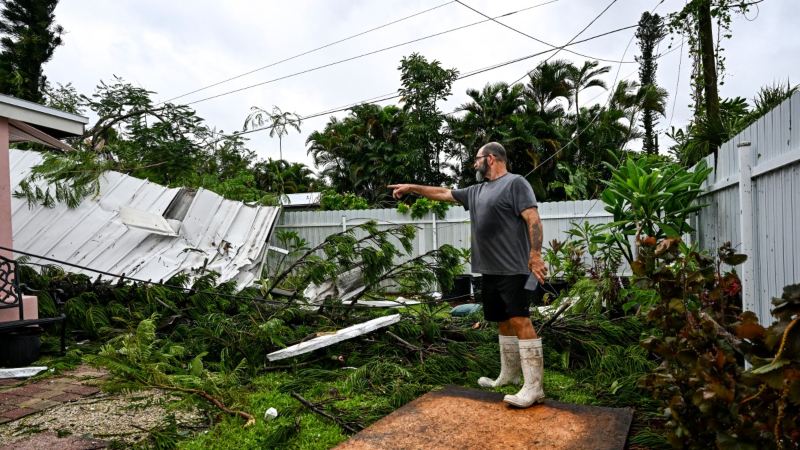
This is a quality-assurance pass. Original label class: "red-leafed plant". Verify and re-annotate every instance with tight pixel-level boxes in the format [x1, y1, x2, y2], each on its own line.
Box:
[635, 239, 799, 449]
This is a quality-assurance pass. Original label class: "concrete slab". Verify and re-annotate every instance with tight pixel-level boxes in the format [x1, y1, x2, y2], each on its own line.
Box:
[336, 385, 634, 450]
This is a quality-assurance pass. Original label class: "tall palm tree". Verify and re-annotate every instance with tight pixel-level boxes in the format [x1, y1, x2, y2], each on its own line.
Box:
[244, 105, 302, 162]
[564, 60, 611, 155]
[446, 82, 525, 183]
[565, 60, 611, 118]
[244, 105, 302, 194]
[458, 82, 525, 142]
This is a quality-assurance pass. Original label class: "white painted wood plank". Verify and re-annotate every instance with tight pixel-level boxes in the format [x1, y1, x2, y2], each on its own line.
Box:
[773, 172, 785, 294]
[792, 94, 800, 152]
[793, 164, 800, 284]
[782, 168, 793, 290]
[266, 314, 401, 361]
[0, 366, 47, 378]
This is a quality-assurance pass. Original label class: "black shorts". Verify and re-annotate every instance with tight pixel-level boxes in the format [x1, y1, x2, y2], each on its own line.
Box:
[480, 274, 531, 322]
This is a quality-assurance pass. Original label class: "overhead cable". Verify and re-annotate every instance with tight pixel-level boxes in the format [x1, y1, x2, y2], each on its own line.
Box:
[159, 0, 458, 104]
[207, 23, 639, 144]
[455, 0, 633, 65]
[512, 0, 621, 85]
[183, 0, 567, 106]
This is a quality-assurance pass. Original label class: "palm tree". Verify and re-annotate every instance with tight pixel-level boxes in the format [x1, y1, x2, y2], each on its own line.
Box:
[244, 105, 302, 194]
[565, 60, 611, 155]
[253, 159, 317, 194]
[610, 79, 642, 141]
[565, 60, 611, 118]
[523, 59, 572, 115]
[244, 105, 302, 162]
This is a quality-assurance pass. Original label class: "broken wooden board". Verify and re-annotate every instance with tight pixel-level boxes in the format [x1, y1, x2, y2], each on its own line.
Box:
[0, 366, 47, 379]
[336, 385, 634, 450]
[355, 299, 421, 308]
[266, 314, 401, 361]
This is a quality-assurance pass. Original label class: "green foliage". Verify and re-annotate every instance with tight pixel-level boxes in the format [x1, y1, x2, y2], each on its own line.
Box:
[0, 0, 63, 102]
[14, 149, 115, 208]
[318, 190, 369, 211]
[600, 155, 711, 265]
[635, 11, 667, 155]
[635, 238, 800, 448]
[543, 238, 586, 285]
[670, 84, 798, 167]
[15, 77, 319, 209]
[396, 197, 450, 220]
[566, 220, 622, 278]
[252, 158, 319, 195]
[398, 53, 459, 187]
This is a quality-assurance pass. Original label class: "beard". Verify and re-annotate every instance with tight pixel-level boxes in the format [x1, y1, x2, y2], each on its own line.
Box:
[475, 159, 488, 182]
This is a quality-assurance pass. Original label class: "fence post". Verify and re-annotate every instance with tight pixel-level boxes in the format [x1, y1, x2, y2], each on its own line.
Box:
[341, 215, 347, 233]
[431, 211, 438, 251]
[737, 141, 757, 318]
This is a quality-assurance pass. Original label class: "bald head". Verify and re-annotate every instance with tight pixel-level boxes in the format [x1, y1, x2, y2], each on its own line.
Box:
[480, 142, 508, 164]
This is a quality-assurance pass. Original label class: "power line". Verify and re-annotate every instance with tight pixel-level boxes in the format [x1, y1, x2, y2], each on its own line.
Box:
[511, 0, 622, 86]
[668, 34, 685, 129]
[581, 43, 680, 107]
[569, 0, 667, 224]
[520, 0, 672, 182]
[455, 0, 633, 65]
[159, 0, 457, 105]
[458, 24, 637, 80]
[183, 0, 563, 106]
[209, 24, 639, 145]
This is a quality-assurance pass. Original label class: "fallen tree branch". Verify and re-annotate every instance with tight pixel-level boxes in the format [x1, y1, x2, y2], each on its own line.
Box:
[385, 330, 422, 352]
[290, 391, 359, 434]
[152, 384, 255, 427]
[540, 302, 572, 330]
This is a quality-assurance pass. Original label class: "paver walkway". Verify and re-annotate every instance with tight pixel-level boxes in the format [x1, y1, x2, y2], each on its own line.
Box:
[0, 365, 106, 425]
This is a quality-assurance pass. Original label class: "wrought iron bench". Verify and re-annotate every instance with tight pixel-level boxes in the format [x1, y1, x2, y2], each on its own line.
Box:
[0, 255, 66, 357]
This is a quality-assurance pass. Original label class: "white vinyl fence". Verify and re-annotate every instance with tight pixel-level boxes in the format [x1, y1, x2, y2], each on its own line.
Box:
[691, 91, 800, 325]
[270, 92, 800, 326]
[270, 200, 615, 275]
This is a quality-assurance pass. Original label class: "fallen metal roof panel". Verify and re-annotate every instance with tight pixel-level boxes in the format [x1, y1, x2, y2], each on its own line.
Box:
[10, 149, 281, 290]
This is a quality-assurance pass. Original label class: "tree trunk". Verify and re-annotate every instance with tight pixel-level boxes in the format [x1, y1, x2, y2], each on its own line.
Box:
[697, 0, 722, 154]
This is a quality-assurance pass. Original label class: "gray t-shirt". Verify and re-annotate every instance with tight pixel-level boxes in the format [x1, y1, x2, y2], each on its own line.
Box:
[451, 173, 538, 275]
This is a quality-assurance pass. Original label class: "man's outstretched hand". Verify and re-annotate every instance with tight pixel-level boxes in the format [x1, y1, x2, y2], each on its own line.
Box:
[388, 184, 412, 199]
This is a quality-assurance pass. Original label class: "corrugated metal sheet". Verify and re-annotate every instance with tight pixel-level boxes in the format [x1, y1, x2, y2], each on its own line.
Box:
[694, 91, 800, 324]
[10, 149, 281, 290]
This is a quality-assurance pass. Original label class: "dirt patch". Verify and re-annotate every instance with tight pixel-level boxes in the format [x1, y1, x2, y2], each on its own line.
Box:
[0, 389, 206, 448]
[337, 385, 634, 450]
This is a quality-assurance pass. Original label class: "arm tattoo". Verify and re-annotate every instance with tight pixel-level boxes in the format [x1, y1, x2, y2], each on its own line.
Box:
[524, 209, 543, 253]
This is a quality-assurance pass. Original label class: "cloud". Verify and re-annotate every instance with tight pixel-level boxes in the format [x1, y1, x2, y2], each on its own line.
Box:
[44, 0, 800, 169]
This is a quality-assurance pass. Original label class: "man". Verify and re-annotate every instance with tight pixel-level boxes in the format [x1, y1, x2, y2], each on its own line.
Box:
[388, 142, 547, 408]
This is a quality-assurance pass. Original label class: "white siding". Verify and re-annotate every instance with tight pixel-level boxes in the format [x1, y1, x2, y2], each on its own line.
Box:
[693, 91, 800, 324]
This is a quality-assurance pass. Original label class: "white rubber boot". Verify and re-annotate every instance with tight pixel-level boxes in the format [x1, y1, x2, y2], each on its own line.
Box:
[503, 338, 545, 407]
[478, 335, 521, 388]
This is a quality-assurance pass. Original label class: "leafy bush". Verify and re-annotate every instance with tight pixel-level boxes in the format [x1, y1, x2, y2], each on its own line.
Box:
[319, 191, 369, 210]
[600, 155, 711, 265]
[636, 239, 800, 448]
[396, 197, 450, 219]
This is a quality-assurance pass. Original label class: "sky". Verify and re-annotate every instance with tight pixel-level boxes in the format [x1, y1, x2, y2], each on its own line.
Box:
[44, 0, 799, 171]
